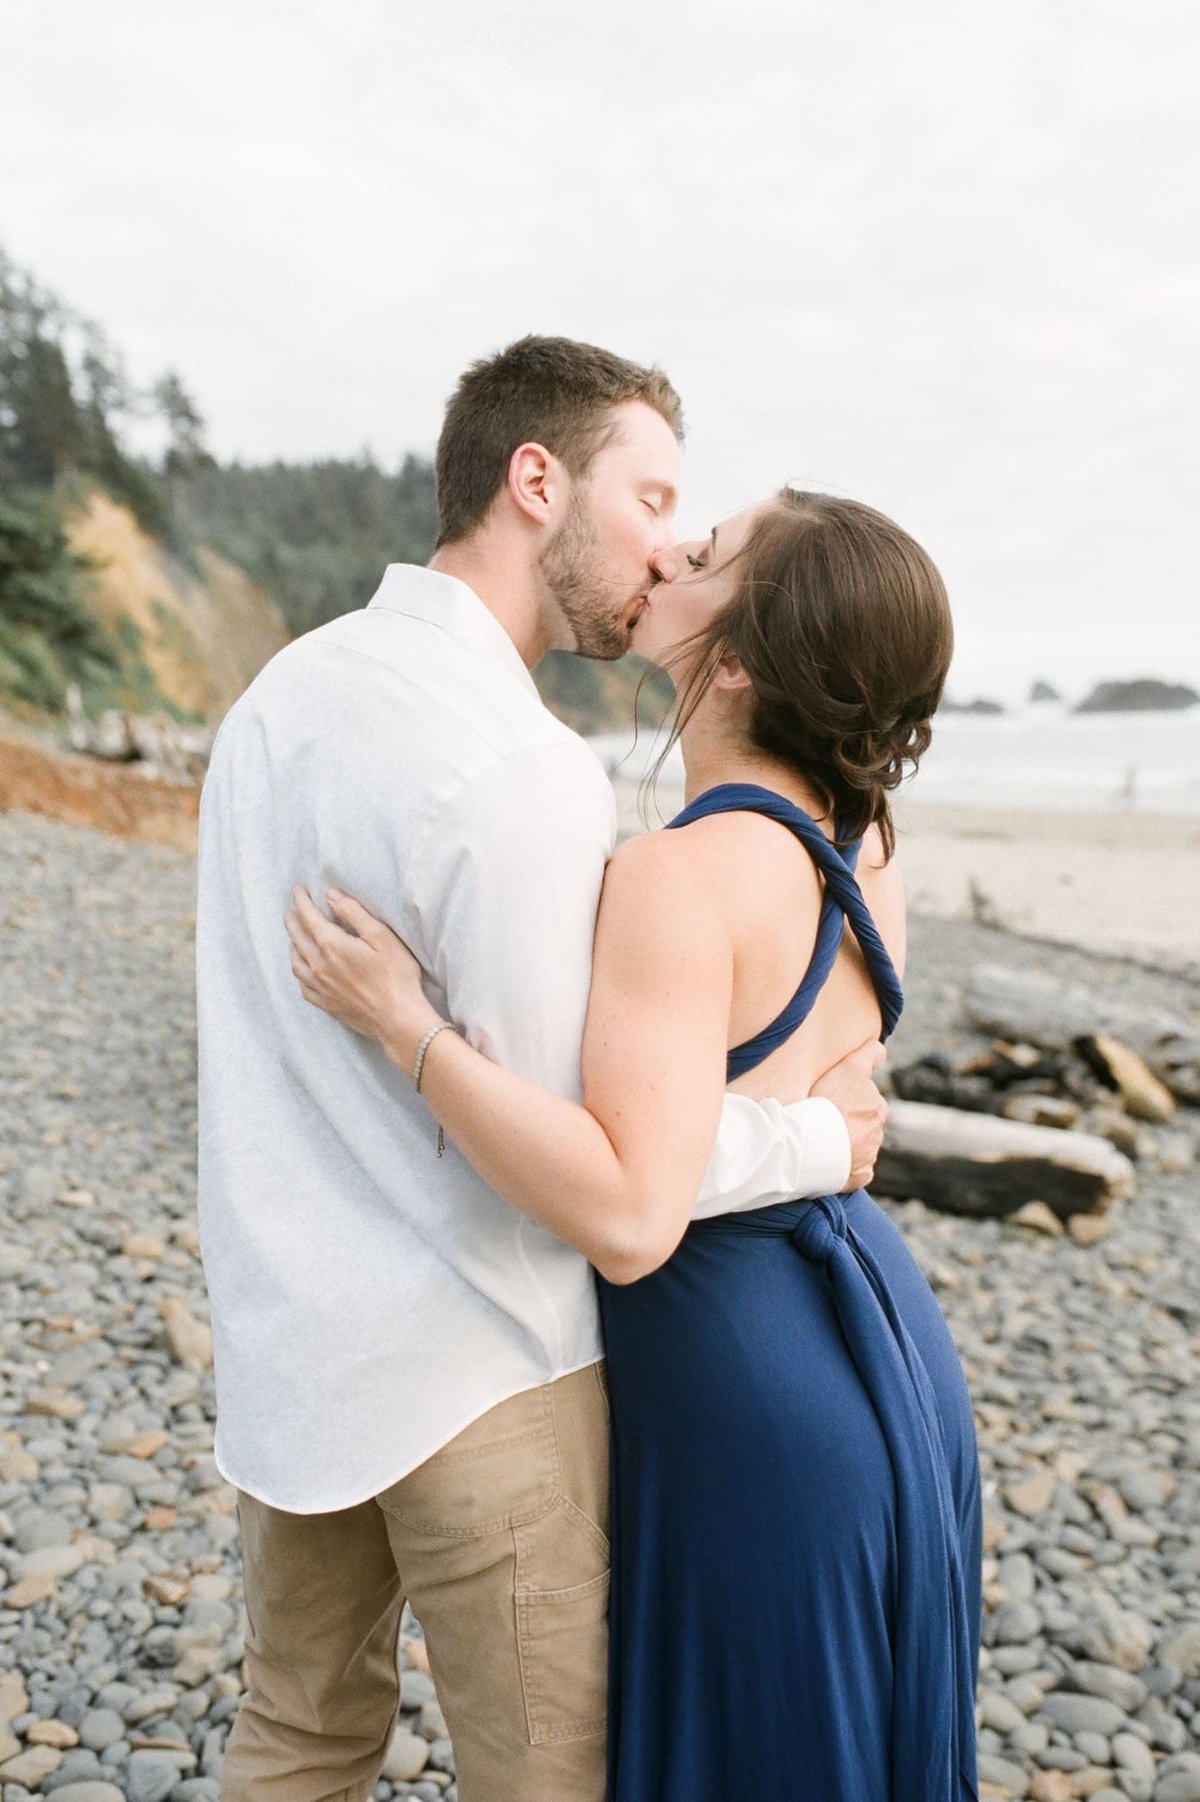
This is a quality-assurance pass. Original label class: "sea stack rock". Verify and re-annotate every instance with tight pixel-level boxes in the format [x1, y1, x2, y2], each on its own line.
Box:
[1075, 677, 1199, 713]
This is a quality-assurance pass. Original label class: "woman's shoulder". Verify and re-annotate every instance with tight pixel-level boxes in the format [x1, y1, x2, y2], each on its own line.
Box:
[600, 822, 746, 923]
[603, 822, 721, 890]
[603, 812, 825, 940]
[607, 809, 810, 884]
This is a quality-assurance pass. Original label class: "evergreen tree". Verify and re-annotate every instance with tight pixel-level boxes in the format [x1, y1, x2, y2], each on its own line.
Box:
[0, 491, 117, 709]
[154, 368, 213, 477]
[0, 247, 174, 533]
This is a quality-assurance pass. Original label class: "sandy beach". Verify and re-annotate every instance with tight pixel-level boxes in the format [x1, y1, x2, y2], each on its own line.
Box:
[894, 802, 1200, 975]
[613, 774, 1200, 976]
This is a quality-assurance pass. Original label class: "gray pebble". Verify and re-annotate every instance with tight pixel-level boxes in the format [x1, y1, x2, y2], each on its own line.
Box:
[1155, 1774, 1200, 1802]
[1113, 1730, 1157, 1782]
[198, 1728, 225, 1778]
[979, 1691, 1027, 1735]
[996, 1553, 1037, 1601]
[47, 1754, 106, 1784]
[1039, 1691, 1129, 1737]
[399, 1671, 437, 1711]
[1036, 1746, 1087, 1771]
[991, 1644, 1044, 1675]
[1146, 1711, 1189, 1755]
[417, 1700, 448, 1740]
[1010, 1721, 1050, 1754]
[39, 1788, 128, 1802]
[991, 1601, 1043, 1645]
[1119, 1470, 1169, 1514]
[426, 1739, 455, 1774]
[1158, 1626, 1200, 1678]
[78, 1710, 126, 1752]
[1145, 1663, 1185, 1699]
[12, 1511, 74, 1554]
[125, 1753, 183, 1802]
[1069, 1661, 1149, 1712]
[976, 1753, 1030, 1795]
[1006, 1674, 1052, 1712]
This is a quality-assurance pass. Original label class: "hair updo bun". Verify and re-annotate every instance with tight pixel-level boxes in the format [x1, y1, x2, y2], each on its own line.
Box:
[661, 490, 954, 858]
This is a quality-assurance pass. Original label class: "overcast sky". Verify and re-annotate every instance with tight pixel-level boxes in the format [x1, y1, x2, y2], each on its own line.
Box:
[4, 0, 1197, 701]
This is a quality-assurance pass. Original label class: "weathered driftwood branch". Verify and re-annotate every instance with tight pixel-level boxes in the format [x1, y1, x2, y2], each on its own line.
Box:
[64, 684, 214, 787]
[964, 965, 1200, 1105]
[875, 1099, 1136, 1220]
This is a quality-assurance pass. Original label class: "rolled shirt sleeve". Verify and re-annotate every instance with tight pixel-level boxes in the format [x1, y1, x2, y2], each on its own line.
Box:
[694, 1093, 851, 1216]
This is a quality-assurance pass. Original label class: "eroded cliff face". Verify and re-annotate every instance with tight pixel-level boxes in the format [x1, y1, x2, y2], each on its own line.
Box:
[0, 491, 293, 845]
[68, 490, 291, 723]
[0, 731, 201, 851]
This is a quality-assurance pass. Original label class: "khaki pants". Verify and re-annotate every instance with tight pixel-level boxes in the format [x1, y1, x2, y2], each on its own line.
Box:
[221, 1362, 611, 1802]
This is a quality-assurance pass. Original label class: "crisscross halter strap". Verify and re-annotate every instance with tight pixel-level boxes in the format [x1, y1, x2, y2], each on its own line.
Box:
[664, 782, 904, 1077]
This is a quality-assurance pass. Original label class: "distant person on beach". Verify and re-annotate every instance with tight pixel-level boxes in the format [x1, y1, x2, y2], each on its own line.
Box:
[195, 336, 891, 1802]
[283, 382, 983, 1792]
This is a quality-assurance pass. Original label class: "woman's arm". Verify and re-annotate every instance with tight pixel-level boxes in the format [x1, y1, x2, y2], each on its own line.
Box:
[289, 829, 751, 1285]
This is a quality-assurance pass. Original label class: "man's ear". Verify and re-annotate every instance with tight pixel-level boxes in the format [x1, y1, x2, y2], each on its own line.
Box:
[506, 441, 565, 528]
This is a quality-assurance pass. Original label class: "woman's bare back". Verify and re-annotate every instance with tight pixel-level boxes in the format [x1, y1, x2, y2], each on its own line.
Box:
[665, 801, 905, 1102]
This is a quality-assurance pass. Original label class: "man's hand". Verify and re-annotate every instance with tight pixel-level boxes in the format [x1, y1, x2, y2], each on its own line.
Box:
[811, 1039, 889, 1192]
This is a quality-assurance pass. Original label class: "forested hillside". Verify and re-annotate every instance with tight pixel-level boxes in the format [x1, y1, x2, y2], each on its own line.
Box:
[179, 455, 439, 639]
[0, 247, 666, 738]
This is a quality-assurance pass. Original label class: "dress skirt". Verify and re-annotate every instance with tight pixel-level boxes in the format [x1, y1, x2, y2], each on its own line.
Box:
[597, 1189, 982, 1802]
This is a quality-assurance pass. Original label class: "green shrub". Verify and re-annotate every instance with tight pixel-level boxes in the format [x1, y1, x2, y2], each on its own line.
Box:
[0, 491, 120, 708]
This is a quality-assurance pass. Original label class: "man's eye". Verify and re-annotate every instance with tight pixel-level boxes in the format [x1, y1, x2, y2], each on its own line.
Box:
[642, 499, 660, 516]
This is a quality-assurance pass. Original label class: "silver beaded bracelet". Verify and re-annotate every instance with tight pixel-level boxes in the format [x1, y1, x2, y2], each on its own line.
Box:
[412, 1022, 461, 1157]
[412, 1020, 460, 1093]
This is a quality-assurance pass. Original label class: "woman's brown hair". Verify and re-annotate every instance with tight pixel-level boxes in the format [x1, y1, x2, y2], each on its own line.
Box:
[654, 490, 953, 859]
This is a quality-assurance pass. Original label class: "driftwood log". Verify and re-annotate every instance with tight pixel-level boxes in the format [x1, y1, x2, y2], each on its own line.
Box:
[875, 1099, 1136, 1220]
[965, 965, 1200, 1105]
[64, 684, 214, 787]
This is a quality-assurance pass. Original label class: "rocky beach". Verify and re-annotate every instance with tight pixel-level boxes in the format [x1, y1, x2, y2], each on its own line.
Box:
[1, 801, 1198, 1802]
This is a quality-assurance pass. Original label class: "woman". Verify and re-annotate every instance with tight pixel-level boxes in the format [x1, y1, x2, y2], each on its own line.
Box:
[284, 489, 982, 1802]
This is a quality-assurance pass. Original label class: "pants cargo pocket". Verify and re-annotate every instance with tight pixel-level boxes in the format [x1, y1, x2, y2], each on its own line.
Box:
[513, 1486, 610, 1747]
[516, 1564, 610, 1745]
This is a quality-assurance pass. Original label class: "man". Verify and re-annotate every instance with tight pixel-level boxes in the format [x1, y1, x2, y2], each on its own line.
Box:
[196, 335, 887, 1802]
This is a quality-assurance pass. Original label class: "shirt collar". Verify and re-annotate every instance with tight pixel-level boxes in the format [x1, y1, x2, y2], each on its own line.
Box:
[366, 564, 540, 700]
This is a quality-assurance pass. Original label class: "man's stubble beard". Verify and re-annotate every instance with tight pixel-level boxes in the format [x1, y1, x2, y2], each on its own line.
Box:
[538, 490, 637, 662]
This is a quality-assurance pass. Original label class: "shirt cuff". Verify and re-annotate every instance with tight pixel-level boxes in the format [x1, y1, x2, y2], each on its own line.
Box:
[781, 1094, 852, 1197]
[691, 1092, 854, 1220]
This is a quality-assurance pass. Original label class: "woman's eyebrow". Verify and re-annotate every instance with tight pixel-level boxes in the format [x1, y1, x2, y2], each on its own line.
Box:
[710, 524, 719, 552]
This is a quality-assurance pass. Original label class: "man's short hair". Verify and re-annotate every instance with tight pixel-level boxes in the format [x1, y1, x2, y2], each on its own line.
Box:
[434, 334, 684, 548]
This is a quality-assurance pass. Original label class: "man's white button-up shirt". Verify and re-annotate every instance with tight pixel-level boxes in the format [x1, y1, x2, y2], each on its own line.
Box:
[195, 565, 851, 1512]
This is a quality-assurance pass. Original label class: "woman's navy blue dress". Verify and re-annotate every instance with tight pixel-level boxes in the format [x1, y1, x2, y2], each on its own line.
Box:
[597, 785, 982, 1802]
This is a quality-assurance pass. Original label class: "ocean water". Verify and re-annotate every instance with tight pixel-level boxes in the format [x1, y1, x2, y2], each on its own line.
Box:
[588, 704, 1200, 817]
